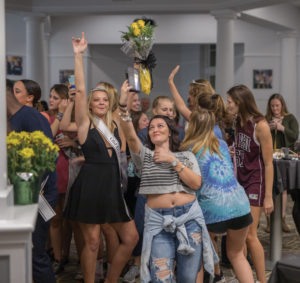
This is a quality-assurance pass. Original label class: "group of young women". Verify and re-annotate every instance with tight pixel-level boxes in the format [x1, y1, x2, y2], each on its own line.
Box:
[12, 31, 299, 283]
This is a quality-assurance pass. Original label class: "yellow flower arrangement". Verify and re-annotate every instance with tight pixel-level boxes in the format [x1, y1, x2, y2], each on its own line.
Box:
[18, 148, 35, 159]
[7, 131, 59, 179]
[121, 18, 157, 95]
[121, 18, 156, 60]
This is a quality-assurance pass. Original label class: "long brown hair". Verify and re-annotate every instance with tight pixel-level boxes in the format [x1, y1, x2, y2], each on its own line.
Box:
[181, 110, 221, 157]
[196, 93, 232, 130]
[265, 93, 289, 122]
[189, 79, 215, 98]
[48, 84, 69, 116]
[146, 115, 180, 152]
[227, 85, 263, 130]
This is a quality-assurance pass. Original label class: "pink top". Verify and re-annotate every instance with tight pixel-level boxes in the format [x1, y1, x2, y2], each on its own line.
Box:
[48, 114, 69, 194]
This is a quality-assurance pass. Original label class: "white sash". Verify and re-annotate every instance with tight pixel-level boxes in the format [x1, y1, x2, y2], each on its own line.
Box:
[93, 116, 122, 177]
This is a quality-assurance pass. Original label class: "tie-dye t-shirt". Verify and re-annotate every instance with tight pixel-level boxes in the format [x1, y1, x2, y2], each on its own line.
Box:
[195, 139, 250, 225]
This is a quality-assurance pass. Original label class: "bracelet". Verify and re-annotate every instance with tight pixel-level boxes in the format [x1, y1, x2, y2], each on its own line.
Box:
[118, 110, 130, 117]
[177, 164, 185, 174]
[120, 115, 132, 122]
[118, 111, 132, 122]
[57, 112, 64, 117]
[56, 114, 63, 122]
[119, 102, 127, 108]
[119, 107, 128, 113]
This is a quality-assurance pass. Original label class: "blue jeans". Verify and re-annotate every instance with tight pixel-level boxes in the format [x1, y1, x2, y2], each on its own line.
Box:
[149, 202, 203, 283]
[133, 194, 146, 256]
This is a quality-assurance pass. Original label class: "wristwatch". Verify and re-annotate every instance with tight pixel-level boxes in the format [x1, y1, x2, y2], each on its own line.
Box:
[171, 158, 179, 167]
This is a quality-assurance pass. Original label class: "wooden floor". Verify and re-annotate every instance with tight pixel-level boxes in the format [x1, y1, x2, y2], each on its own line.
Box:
[56, 195, 300, 282]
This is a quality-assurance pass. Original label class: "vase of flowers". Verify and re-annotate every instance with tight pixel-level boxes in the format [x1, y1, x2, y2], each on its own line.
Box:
[7, 131, 59, 205]
[121, 18, 157, 95]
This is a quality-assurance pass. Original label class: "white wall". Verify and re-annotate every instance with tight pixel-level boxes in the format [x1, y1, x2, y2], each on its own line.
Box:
[234, 20, 281, 113]
[5, 12, 26, 82]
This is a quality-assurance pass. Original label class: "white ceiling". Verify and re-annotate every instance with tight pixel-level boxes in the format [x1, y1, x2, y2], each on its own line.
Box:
[5, 0, 298, 15]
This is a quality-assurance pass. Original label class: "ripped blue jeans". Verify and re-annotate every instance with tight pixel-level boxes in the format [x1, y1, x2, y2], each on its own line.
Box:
[149, 202, 203, 283]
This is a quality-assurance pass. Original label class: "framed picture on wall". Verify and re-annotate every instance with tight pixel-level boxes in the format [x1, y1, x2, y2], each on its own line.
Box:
[6, 56, 23, 75]
[253, 69, 272, 89]
[59, 69, 74, 84]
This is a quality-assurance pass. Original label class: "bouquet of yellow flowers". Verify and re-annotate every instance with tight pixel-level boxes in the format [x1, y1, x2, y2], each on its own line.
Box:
[7, 131, 59, 204]
[7, 131, 59, 178]
[121, 18, 157, 95]
[121, 18, 156, 60]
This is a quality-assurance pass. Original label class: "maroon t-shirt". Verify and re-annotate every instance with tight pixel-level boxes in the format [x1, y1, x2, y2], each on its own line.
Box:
[234, 118, 265, 206]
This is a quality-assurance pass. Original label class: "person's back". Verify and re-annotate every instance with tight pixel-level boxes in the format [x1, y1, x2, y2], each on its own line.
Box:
[7, 79, 58, 283]
[196, 139, 250, 224]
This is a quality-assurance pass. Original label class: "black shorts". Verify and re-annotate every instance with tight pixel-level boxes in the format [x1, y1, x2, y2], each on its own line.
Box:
[206, 213, 253, 234]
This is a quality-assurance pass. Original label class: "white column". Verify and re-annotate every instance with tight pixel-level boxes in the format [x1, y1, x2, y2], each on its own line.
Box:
[24, 16, 46, 95]
[0, 0, 7, 192]
[42, 16, 51, 101]
[211, 9, 236, 96]
[0, 0, 13, 219]
[279, 31, 298, 120]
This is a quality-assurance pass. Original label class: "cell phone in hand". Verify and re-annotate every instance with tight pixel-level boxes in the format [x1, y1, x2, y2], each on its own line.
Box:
[126, 67, 140, 93]
[68, 75, 75, 90]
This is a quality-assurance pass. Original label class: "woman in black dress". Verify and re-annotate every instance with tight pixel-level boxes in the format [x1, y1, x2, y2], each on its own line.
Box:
[64, 32, 138, 283]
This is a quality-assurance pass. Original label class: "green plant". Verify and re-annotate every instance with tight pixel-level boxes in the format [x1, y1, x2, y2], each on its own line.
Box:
[7, 131, 59, 179]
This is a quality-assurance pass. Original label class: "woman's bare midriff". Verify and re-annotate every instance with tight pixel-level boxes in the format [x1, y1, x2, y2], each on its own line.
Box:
[146, 192, 196, 209]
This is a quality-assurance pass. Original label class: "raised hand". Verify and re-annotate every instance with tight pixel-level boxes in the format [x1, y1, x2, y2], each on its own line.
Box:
[72, 32, 88, 54]
[58, 99, 68, 113]
[120, 80, 133, 105]
[168, 65, 180, 83]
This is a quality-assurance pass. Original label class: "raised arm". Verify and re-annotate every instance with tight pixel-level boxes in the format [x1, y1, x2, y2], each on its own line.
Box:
[59, 100, 78, 132]
[168, 65, 192, 121]
[256, 120, 274, 216]
[118, 80, 141, 154]
[72, 32, 90, 144]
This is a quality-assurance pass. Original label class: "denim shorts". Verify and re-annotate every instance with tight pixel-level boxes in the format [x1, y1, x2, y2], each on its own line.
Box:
[149, 201, 203, 283]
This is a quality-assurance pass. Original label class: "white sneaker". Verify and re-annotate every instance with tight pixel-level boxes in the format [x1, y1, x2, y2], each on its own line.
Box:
[123, 264, 140, 283]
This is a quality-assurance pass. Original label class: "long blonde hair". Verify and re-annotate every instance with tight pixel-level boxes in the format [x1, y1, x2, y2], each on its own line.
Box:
[97, 82, 119, 112]
[87, 87, 115, 132]
[196, 93, 232, 130]
[181, 110, 221, 157]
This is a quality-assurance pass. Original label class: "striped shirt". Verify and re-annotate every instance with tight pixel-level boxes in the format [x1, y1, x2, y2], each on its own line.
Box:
[131, 145, 201, 195]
